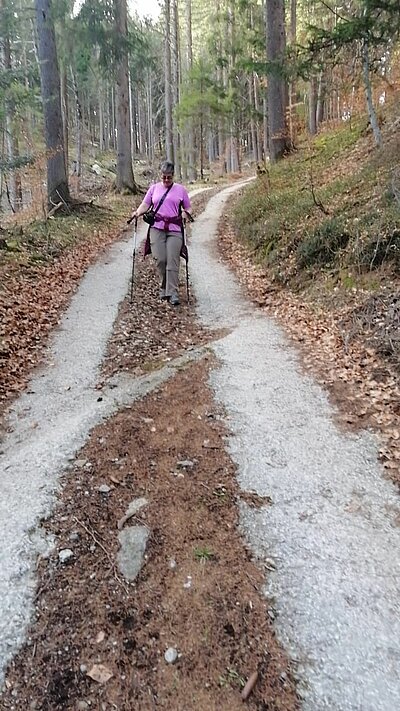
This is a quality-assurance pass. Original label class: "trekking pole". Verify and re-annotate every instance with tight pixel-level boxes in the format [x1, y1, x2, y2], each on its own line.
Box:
[182, 217, 190, 304]
[127, 216, 138, 304]
[185, 212, 195, 304]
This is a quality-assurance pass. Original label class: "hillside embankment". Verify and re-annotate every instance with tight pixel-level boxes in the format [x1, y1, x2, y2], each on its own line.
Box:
[221, 114, 400, 488]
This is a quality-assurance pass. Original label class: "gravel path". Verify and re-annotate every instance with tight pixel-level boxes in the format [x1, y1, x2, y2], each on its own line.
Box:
[1, 180, 399, 710]
[0, 215, 206, 686]
[190, 184, 400, 711]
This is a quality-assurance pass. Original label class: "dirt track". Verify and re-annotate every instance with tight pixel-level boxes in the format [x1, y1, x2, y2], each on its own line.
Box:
[0, 187, 299, 710]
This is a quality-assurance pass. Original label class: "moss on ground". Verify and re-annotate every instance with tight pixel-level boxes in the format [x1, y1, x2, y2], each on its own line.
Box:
[232, 113, 400, 291]
[0, 195, 132, 273]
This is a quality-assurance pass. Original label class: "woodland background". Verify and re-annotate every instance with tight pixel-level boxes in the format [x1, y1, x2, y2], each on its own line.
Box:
[1, 0, 399, 210]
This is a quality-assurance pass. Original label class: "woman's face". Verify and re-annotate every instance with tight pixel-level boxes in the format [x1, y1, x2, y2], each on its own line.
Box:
[162, 171, 174, 186]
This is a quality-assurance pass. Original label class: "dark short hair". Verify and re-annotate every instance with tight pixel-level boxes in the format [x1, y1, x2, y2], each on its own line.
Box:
[160, 160, 174, 174]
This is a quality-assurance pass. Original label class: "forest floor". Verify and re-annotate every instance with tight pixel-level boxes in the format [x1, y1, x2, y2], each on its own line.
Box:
[0, 178, 399, 710]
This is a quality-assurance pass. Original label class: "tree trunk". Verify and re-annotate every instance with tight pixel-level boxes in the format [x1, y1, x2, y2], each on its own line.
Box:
[60, 65, 69, 174]
[216, 0, 227, 171]
[308, 76, 317, 135]
[316, 72, 325, 128]
[110, 86, 115, 149]
[5, 116, 23, 211]
[99, 80, 105, 151]
[136, 89, 143, 155]
[362, 40, 382, 148]
[288, 0, 297, 146]
[114, 0, 135, 191]
[185, 0, 197, 181]
[20, 0, 34, 150]
[253, 74, 262, 162]
[128, 70, 136, 158]
[146, 71, 154, 161]
[265, 0, 290, 162]
[249, 78, 258, 162]
[248, 4, 262, 164]
[1, 0, 23, 211]
[164, 0, 174, 162]
[171, 0, 180, 176]
[131, 91, 138, 153]
[262, 94, 268, 161]
[35, 0, 70, 207]
[70, 67, 83, 177]
[200, 115, 204, 179]
[225, 0, 239, 174]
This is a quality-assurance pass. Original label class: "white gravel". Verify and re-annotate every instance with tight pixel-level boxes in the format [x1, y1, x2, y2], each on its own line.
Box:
[1, 180, 399, 711]
[0, 221, 204, 687]
[190, 182, 400, 711]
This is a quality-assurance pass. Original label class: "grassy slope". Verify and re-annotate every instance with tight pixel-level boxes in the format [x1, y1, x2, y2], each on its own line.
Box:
[233, 114, 400, 296]
[231, 112, 400, 374]
[220, 112, 400, 488]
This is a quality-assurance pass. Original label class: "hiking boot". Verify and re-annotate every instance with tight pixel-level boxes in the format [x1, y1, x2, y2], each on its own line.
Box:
[169, 293, 180, 306]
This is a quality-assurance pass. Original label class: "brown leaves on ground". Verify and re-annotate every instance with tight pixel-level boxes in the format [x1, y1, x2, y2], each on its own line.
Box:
[0, 211, 131, 424]
[219, 217, 400, 489]
[102, 250, 214, 383]
[1, 361, 299, 711]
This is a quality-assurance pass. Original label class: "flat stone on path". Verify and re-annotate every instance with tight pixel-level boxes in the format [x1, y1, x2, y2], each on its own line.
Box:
[117, 526, 149, 581]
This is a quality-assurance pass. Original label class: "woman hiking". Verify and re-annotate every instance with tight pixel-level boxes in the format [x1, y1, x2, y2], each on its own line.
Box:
[132, 161, 191, 306]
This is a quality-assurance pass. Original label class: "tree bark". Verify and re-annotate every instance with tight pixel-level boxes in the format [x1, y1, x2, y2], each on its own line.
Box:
[60, 65, 69, 174]
[164, 0, 174, 162]
[362, 39, 382, 148]
[249, 4, 260, 163]
[185, 0, 197, 180]
[288, 0, 297, 146]
[308, 75, 317, 135]
[1, 0, 23, 211]
[35, 0, 70, 206]
[114, 0, 135, 191]
[171, 0, 180, 176]
[70, 67, 83, 177]
[265, 0, 290, 162]
[262, 94, 269, 161]
[99, 79, 105, 152]
[146, 71, 154, 161]
[128, 70, 136, 157]
[110, 86, 116, 149]
[253, 73, 262, 163]
[316, 72, 325, 128]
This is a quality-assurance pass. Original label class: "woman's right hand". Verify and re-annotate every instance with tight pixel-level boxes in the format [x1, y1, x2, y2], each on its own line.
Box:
[127, 211, 138, 224]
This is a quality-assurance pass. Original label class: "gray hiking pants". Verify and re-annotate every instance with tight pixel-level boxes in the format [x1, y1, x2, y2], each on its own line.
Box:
[150, 228, 182, 297]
